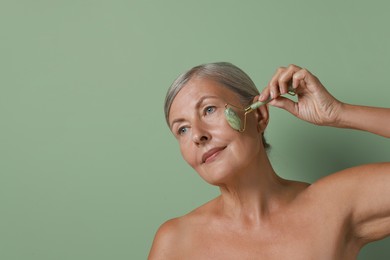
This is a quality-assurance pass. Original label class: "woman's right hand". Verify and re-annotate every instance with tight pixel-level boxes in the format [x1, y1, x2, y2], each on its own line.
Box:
[259, 64, 343, 126]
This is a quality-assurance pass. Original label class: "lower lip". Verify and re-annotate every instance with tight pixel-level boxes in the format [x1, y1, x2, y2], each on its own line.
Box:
[204, 149, 225, 164]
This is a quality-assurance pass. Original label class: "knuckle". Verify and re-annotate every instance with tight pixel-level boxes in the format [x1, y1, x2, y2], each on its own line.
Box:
[269, 79, 277, 87]
[278, 78, 286, 86]
[301, 68, 309, 74]
[288, 64, 300, 70]
[288, 64, 296, 69]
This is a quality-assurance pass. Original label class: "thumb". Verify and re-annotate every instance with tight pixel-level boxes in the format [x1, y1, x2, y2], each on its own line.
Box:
[269, 96, 298, 116]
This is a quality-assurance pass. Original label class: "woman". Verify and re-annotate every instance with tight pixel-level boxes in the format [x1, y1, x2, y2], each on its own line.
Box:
[149, 62, 390, 259]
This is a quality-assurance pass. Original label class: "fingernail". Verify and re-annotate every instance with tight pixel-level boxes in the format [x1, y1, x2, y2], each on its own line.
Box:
[270, 91, 274, 99]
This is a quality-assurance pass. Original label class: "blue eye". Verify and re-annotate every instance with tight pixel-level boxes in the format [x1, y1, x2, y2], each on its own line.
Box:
[204, 106, 216, 115]
[178, 126, 188, 135]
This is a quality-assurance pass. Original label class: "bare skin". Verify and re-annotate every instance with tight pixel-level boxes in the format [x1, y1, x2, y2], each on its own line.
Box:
[149, 65, 390, 259]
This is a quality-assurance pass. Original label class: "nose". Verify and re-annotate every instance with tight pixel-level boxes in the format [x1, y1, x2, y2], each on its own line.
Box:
[191, 124, 210, 146]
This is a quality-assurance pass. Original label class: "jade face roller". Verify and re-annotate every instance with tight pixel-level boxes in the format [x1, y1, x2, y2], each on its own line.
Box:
[224, 86, 296, 132]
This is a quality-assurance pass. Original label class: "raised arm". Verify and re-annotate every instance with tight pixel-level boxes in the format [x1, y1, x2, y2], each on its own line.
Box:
[312, 162, 390, 245]
[336, 103, 390, 138]
[259, 64, 390, 137]
[261, 64, 390, 245]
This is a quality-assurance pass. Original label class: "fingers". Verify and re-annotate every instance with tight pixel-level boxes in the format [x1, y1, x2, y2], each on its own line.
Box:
[259, 64, 309, 102]
[291, 68, 320, 92]
[278, 65, 302, 94]
[269, 96, 298, 116]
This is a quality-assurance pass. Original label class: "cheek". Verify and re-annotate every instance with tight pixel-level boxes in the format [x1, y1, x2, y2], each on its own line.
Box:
[232, 132, 262, 157]
[209, 116, 239, 138]
[179, 142, 198, 168]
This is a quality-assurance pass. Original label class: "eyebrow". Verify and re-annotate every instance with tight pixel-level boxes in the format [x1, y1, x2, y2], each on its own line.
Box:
[169, 95, 220, 129]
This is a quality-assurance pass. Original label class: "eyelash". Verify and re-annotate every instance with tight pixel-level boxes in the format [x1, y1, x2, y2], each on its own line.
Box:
[177, 126, 188, 136]
[204, 106, 216, 115]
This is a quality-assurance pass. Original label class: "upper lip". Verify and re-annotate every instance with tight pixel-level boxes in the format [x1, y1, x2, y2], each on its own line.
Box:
[202, 146, 226, 163]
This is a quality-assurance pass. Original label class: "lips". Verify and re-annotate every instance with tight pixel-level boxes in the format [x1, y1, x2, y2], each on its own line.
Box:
[202, 147, 226, 164]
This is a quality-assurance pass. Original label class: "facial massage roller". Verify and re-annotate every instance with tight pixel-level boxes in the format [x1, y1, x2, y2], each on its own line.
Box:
[224, 86, 296, 132]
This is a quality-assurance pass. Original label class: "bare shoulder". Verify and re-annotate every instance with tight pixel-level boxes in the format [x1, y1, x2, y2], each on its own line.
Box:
[148, 199, 218, 259]
[148, 217, 183, 259]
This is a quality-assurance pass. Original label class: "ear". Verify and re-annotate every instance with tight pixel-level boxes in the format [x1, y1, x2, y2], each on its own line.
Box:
[253, 96, 269, 133]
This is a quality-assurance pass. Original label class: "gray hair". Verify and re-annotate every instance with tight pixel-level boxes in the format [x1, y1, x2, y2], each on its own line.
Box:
[164, 62, 270, 149]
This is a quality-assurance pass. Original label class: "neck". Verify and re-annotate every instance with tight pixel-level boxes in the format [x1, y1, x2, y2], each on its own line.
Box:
[217, 152, 289, 225]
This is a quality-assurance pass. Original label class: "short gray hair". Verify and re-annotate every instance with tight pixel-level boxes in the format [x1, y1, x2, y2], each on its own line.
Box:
[164, 62, 270, 149]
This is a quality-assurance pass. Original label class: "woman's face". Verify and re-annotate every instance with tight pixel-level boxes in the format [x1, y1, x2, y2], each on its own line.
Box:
[168, 77, 266, 185]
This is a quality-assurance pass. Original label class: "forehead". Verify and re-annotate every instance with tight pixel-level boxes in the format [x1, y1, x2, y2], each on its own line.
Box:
[169, 77, 239, 118]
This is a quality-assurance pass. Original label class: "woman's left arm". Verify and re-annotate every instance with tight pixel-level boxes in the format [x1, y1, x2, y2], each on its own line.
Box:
[346, 162, 390, 243]
[318, 162, 390, 244]
[313, 163, 390, 245]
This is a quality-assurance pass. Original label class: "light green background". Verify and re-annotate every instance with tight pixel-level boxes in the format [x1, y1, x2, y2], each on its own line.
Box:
[1, 0, 389, 259]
